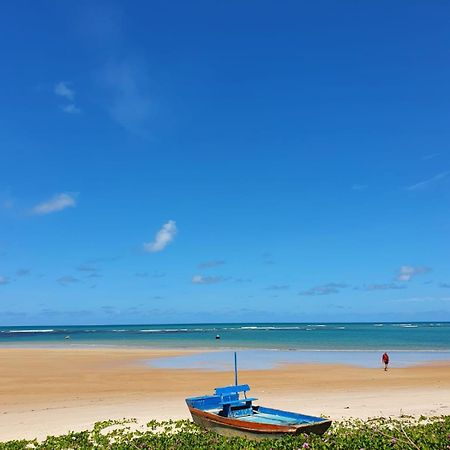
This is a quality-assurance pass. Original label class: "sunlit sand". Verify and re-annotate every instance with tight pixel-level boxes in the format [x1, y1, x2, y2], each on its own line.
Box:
[1, 347, 449, 441]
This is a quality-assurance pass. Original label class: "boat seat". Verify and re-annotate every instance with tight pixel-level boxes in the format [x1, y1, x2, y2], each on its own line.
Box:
[215, 384, 251, 395]
[214, 384, 258, 408]
[221, 398, 258, 407]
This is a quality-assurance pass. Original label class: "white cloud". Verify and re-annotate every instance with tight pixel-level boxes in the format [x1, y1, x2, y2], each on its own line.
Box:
[0, 276, 10, 285]
[61, 104, 81, 114]
[143, 220, 177, 253]
[192, 275, 226, 285]
[406, 171, 449, 191]
[32, 193, 77, 215]
[396, 265, 431, 282]
[54, 82, 81, 114]
[54, 82, 75, 100]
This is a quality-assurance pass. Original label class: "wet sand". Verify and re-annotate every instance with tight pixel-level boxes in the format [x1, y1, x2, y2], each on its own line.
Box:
[1, 347, 449, 441]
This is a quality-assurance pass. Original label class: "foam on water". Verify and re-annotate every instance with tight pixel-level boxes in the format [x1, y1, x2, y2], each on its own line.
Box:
[6, 329, 55, 333]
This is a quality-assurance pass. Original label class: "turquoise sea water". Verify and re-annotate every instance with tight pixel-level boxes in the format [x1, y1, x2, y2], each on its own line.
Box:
[150, 349, 450, 370]
[1, 322, 449, 351]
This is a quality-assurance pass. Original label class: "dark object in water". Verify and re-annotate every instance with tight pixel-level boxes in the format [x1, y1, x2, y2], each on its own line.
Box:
[215, 334, 220, 339]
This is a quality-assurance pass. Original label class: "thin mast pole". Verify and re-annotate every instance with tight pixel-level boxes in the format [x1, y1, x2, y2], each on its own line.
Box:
[234, 351, 238, 385]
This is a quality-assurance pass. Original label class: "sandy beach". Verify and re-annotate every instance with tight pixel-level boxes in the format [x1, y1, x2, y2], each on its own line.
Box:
[1, 347, 449, 441]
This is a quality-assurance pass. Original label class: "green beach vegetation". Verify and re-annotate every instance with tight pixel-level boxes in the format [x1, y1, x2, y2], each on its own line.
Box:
[1, 416, 449, 449]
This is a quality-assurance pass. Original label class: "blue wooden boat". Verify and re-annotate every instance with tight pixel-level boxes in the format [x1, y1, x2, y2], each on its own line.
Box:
[186, 384, 331, 439]
[185, 353, 331, 439]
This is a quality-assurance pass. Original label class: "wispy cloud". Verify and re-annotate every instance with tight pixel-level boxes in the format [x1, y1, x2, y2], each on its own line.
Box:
[234, 278, 252, 283]
[1, 188, 15, 210]
[32, 193, 77, 215]
[54, 82, 81, 114]
[57, 275, 79, 286]
[2, 198, 13, 209]
[81, 5, 154, 136]
[422, 153, 440, 161]
[396, 266, 431, 282]
[54, 82, 75, 100]
[198, 260, 225, 269]
[135, 270, 166, 278]
[16, 269, 30, 277]
[265, 284, 290, 291]
[358, 283, 406, 291]
[262, 252, 275, 265]
[81, 4, 156, 136]
[87, 273, 101, 279]
[61, 104, 81, 114]
[406, 171, 449, 191]
[100, 60, 154, 136]
[143, 220, 177, 253]
[135, 272, 149, 277]
[101, 305, 120, 315]
[0, 276, 10, 285]
[192, 275, 227, 285]
[77, 264, 102, 280]
[299, 282, 348, 296]
[2, 200, 13, 209]
[151, 271, 166, 278]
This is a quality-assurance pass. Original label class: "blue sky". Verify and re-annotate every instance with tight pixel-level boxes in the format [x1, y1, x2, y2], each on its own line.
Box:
[1, 1, 450, 325]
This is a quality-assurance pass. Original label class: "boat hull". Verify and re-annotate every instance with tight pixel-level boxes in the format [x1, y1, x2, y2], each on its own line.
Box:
[188, 406, 332, 440]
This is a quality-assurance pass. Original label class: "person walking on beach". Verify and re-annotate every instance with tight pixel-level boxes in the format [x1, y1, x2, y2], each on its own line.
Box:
[382, 352, 389, 371]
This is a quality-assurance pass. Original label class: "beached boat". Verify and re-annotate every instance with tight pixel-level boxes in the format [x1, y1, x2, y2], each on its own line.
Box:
[186, 353, 331, 439]
[186, 384, 331, 439]
[186, 383, 332, 439]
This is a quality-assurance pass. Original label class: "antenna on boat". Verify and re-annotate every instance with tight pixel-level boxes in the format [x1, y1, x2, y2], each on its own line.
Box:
[234, 351, 238, 385]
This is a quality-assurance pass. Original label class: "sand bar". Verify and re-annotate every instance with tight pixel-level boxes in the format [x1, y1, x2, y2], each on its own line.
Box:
[1, 347, 449, 441]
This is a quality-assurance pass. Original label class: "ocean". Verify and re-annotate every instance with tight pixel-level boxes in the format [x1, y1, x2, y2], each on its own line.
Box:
[2, 322, 450, 369]
[1, 322, 449, 350]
